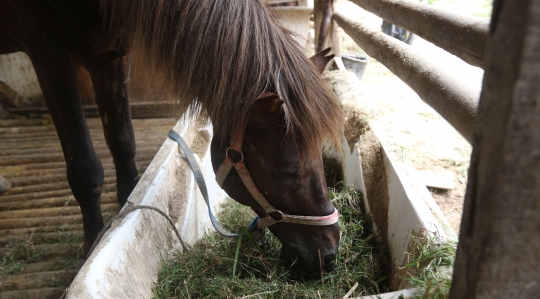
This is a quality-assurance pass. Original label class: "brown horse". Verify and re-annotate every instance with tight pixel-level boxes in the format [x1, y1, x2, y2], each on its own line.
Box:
[0, 0, 343, 271]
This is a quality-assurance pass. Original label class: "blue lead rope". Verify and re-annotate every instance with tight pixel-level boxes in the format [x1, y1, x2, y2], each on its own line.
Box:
[167, 129, 239, 238]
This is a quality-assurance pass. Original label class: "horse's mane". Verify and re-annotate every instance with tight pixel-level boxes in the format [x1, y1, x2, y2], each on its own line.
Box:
[99, 0, 343, 154]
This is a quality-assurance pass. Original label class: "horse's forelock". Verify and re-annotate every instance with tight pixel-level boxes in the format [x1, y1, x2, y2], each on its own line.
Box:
[99, 0, 343, 156]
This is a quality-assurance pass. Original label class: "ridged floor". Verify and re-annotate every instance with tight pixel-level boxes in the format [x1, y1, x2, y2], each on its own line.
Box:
[0, 117, 177, 299]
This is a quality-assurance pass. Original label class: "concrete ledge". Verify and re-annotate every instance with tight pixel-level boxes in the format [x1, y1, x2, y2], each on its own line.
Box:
[66, 117, 227, 299]
[381, 138, 453, 290]
[324, 70, 454, 292]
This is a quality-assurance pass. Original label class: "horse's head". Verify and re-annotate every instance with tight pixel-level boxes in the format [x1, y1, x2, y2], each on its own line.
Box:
[211, 49, 340, 272]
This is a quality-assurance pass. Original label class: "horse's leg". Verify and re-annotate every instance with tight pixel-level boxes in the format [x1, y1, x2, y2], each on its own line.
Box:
[26, 49, 104, 254]
[86, 56, 138, 206]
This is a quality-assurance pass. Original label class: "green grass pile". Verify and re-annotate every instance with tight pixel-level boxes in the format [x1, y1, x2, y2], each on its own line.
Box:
[1, 240, 45, 277]
[403, 236, 456, 299]
[0, 226, 82, 278]
[153, 187, 390, 299]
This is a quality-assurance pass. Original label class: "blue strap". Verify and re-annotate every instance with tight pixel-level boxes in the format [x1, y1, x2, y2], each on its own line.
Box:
[168, 129, 238, 238]
[248, 216, 260, 233]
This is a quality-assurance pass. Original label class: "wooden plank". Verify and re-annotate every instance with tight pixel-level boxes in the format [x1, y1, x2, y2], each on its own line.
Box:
[1, 268, 79, 291]
[0, 203, 118, 220]
[5, 101, 178, 119]
[0, 287, 66, 299]
[0, 192, 117, 212]
[417, 170, 455, 190]
[0, 224, 83, 238]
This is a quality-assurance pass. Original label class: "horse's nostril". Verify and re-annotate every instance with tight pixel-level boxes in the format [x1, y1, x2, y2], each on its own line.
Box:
[281, 246, 338, 273]
[323, 252, 337, 270]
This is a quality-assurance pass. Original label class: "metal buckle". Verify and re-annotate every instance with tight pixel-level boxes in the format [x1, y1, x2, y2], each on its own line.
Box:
[226, 147, 244, 163]
[268, 210, 284, 222]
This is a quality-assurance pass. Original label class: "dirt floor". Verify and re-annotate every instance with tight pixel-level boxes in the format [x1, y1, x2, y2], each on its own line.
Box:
[337, 0, 492, 233]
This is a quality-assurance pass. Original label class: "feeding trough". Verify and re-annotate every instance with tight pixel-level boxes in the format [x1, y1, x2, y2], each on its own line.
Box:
[65, 116, 225, 298]
[65, 71, 453, 298]
[323, 70, 454, 295]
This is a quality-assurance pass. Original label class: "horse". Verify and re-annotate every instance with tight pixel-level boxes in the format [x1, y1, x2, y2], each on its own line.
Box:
[0, 0, 344, 272]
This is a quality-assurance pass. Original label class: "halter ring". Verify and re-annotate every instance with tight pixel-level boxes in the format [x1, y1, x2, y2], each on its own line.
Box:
[268, 210, 284, 222]
[226, 147, 244, 163]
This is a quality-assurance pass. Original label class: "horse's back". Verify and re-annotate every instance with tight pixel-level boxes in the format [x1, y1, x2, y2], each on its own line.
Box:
[0, 0, 117, 61]
[0, 1, 22, 54]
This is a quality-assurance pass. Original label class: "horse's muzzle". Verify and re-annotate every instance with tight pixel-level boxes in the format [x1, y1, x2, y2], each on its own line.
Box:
[280, 243, 338, 273]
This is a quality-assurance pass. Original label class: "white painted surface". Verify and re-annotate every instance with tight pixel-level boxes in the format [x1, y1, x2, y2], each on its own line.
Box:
[272, 7, 313, 48]
[323, 137, 371, 217]
[0, 52, 43, 107]
[417, 170, 455, 190]
[334, 129, 452, 292]
[355, 288, 419, 299]
[381, 138, 454, 290]
[66, 117, 228, 298]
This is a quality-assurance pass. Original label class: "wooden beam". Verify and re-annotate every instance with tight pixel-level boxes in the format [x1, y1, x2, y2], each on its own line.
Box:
[334, 3, 479, 144]
[5, 101, 177, 119]
[349, 0, 489, 68]
[316, 0, 333, 52]
[450, 0, 540, 297]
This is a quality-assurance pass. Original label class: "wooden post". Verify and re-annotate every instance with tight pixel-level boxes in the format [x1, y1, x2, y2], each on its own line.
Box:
[331, 20, 341, 57]
[314, 0, 335, 53]
[450, 0, 540, 298]
[314, 0, 323, 51]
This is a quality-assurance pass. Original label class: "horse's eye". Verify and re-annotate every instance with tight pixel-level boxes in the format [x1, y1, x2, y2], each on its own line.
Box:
[272, 168, 300, 178]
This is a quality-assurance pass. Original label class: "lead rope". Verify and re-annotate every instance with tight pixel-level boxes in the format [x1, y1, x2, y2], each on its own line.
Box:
[87, 129, 240, 261]
[66, 130, 249, 299]
[87, 203, 189, 259]
[168, 129, 239, 237]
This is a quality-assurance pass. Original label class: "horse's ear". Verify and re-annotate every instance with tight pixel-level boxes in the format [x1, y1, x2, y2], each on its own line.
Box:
[252, 92, 284, 118]
[309, 47, 335, 74]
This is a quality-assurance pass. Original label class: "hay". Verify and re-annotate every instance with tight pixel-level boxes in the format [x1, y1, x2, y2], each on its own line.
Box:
[153, 187, 389, 299]
[402, 235, 456, 299]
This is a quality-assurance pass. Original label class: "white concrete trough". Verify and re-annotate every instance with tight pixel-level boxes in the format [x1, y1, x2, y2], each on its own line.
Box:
[66, 116, 229, 298]
[66, 70, 454, 298]
[324, 70, 455, 298]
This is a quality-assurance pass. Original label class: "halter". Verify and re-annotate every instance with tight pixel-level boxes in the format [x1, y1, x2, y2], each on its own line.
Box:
[215, 127, 339, 230]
